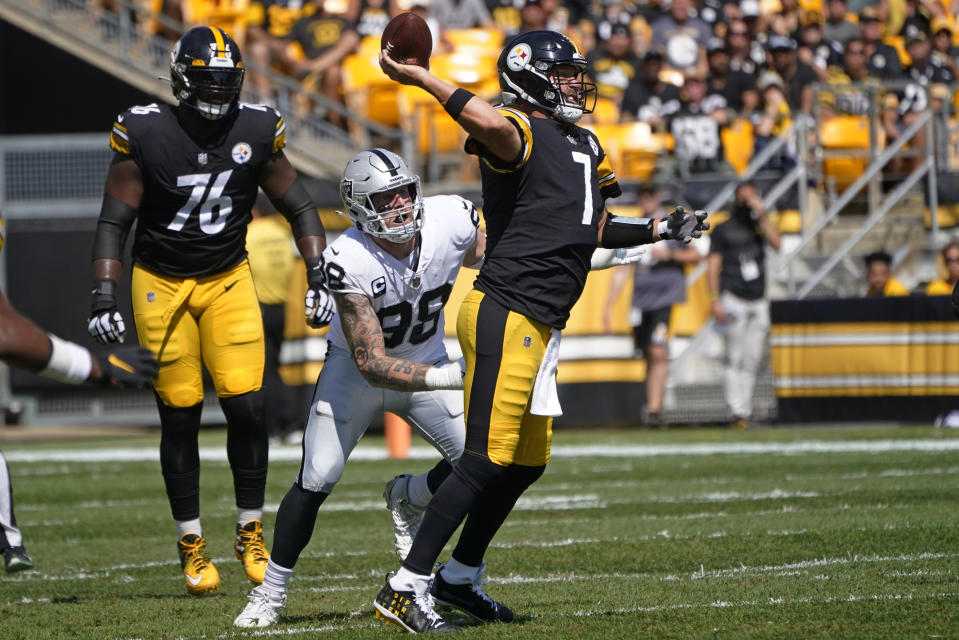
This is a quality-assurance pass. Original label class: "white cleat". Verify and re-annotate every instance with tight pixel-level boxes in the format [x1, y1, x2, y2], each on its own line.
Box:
[234, 585, 287, 628]
[384, 473, 425, 562]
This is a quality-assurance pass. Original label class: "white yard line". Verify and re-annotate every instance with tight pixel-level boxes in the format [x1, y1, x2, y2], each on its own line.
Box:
[7, 438, 959, 463]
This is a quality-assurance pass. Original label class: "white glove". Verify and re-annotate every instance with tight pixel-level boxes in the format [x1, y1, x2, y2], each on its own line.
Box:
[424, 361, 465, 390]
[658, 207, 710, 244]
[88, 311, 126, 344]
[590, 246, 650, 270]
[304, 286, 335, 328]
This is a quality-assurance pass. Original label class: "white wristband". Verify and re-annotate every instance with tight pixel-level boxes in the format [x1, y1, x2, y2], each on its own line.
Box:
[40, 334, 93, 385]
[424, 363, 464, 390]
[657, 219, 670, 239]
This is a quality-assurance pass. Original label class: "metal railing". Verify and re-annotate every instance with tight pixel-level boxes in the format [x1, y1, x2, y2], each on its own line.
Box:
[0, 0, 411, 178]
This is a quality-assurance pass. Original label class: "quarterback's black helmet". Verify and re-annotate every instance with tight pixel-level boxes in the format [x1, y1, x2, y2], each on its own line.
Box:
[170, 26, 245, 120]
[497, 30, 596, 124]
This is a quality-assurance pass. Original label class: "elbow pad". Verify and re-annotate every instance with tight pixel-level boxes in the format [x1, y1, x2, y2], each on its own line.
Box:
[274, 178, 325, 240]
[600, 215, 656, 248]
[92, 194, 137, 261]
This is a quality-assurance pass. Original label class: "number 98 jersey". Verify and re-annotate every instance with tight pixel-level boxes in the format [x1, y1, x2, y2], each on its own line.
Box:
[323, 195, 480, 364]
[109, 102, 287, 277]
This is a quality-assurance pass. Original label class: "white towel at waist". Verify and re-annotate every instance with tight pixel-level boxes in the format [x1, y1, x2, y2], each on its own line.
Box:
[530, 329, 562, 417]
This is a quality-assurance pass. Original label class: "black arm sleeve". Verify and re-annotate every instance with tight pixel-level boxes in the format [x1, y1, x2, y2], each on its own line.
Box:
[600, 214, 657, 248]
[272, 178, 326, 240]
[92, 194, 138, 261]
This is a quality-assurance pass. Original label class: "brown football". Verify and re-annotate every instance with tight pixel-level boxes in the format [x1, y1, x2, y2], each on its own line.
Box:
[381, 12, 432, 69]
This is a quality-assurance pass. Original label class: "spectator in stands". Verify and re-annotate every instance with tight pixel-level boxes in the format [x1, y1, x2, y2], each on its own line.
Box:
[751, 71, 796, 172]
[706, 37, 758, 116]
[589, 0, 638, 44]
[601, 185, 703, 429]
[587, 23, 641, 106]
[285, 0, 361, 128]
[619, 48, 681, 128]
[926, 241, 959, 295]
[821, 37, 901, 143]
[346, 0, 395, 39]
[899, 0, 938, 42]
[725, 17, 761, 76]
[859, 7, 905, 81]
[247, 0, 320, 104]
[769, 0, 802, 37]
[768, 35, 818, 115]
[930, 18, 959, 79]
[707, 181, 781, 430]
[649, 0, 711, 53]
[518, 0, 561, 34]
[669, 67, 735, 178]
[865, 250, 909, 296]
[906, 30, 956, 85]
[246, 204, 299, 444]
[486, 0, 523, 36]
[823, 0, 859, 44]
[797, 10, 843, 82]
[430, 0, 495, 30]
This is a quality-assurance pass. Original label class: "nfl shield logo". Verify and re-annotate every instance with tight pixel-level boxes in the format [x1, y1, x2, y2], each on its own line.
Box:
[147, 292, 156, 302]
[198, 153, 208, 166]
[523, 336, 531, 348]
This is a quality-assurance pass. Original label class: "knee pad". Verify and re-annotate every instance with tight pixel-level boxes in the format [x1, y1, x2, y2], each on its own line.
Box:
[452, 452, 511, 495]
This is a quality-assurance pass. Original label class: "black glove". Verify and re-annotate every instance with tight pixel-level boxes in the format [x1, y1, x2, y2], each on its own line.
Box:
[305, 256, 335, 328]
[665, 206, 710, 244]
[94, 345, 158, 388]
[88, 278, 126, 344]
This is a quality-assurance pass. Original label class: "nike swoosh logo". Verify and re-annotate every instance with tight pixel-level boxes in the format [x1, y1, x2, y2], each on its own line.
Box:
[331, 247, 340, 255]
[186, 574, 202, 586]
[107, 354, 136, 374]
[224, 281, 238, 292]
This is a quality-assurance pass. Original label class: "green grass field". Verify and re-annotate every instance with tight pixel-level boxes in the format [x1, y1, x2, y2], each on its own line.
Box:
[1, 425, 958, 639]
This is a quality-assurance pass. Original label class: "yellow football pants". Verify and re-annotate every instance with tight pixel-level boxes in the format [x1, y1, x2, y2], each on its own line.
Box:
[457, 289, 553, 467]
[132, 260, 264, 407]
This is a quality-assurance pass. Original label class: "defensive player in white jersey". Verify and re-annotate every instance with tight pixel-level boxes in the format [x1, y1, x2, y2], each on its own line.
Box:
[233, 148, 484, 628]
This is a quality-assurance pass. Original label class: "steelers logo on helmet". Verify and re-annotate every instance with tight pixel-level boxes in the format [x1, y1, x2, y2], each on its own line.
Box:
[507, 43, 533, 72]
[497, 30, 597, 124]
[170, 26, 245, 120]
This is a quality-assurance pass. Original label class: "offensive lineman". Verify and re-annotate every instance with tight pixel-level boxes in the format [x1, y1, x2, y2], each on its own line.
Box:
[376, 30, 709, 632]
[86, 26, 335, 596]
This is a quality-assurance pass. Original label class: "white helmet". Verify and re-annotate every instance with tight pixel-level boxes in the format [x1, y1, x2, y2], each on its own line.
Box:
[339, 148, 424, 244]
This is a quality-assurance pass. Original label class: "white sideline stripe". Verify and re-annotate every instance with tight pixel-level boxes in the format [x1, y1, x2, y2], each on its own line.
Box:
[7, 438, 959, 463]
[771, 332, 959, 346]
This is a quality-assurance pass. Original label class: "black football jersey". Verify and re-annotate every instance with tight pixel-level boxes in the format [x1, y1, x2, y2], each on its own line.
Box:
[466, 108, 621, 329]
[109, 102, 286, 278]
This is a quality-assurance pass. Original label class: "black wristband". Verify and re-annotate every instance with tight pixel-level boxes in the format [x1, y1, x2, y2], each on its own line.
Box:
[92, 278, 118, 297]
[306, 256, 326, 289]
[444, 88, 475, 121]
[600, 215, 656, 248]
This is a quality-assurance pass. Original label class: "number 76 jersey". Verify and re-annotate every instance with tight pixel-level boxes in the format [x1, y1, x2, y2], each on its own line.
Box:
[108, 102, 286, 278]
[324, 195, 480, 364]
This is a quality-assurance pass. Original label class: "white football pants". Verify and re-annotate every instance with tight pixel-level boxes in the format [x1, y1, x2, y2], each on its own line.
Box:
[0, 450, 24, 549]
[297, 346, 465, 493]
[719, 292, 770, 419]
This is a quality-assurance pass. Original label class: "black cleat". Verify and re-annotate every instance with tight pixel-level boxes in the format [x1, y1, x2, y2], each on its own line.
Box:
[4, 546, 34, 573]
[431, 566, 514, 623]
[373, 574, 460, 633]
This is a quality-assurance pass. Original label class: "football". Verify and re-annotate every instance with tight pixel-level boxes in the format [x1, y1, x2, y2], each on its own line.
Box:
[381, 12, 432, 69]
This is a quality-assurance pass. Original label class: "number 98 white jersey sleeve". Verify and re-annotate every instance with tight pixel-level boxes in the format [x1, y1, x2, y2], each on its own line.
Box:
[324, 194, 479, 364]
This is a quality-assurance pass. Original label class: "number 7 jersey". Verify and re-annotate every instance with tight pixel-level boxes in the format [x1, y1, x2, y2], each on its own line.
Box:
[108, 102, 286, 277]
[323, 195, 480, 364]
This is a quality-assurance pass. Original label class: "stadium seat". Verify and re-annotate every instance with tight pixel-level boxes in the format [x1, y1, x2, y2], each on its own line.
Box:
[615, 122, 674, 181]
[721, 118, 755, 176]
[396, 85, 468, 181]
[443, 28, 504, 56]
[181, 0, 250, 46]
[589, 97, 621, 125]
[341, 53, 400, 133]
[582, 123, 622, 177]
[357, 35, 383, 56]
[820, 114, 871, 192]
[430, 52, 498, 91]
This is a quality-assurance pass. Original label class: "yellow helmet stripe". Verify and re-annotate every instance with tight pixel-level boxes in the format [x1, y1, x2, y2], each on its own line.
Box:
[209, 26, 225, 54]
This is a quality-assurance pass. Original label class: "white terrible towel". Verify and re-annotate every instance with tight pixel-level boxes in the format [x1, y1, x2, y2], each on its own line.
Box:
[530, 329, 563, 417]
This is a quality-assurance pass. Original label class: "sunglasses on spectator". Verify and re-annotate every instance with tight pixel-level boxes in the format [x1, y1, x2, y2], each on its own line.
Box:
[946, 256, 959, 263]
[845, 48, 865, 55]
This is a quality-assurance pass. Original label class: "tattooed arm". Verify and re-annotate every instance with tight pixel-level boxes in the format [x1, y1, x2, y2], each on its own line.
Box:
[336, 292, 461, 391]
